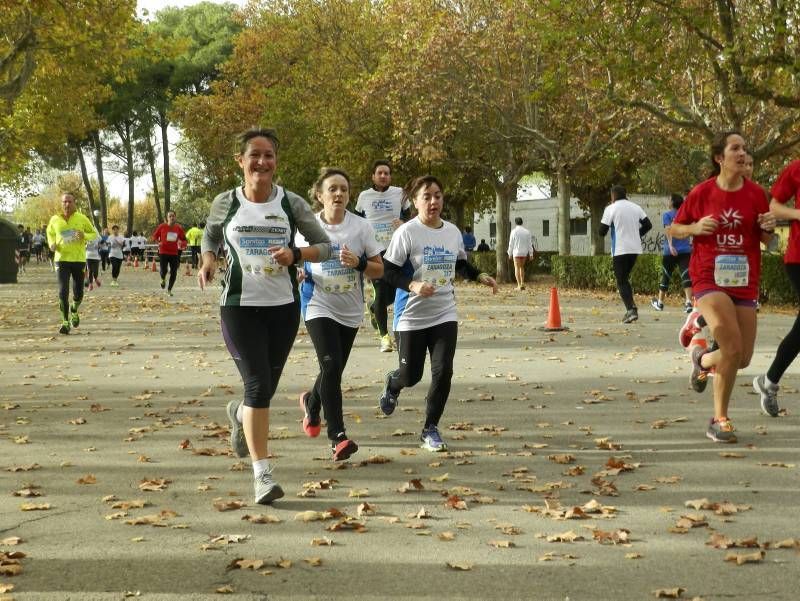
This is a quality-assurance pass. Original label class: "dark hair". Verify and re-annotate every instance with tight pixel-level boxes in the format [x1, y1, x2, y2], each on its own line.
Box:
[464, 226, 472, 233]
[237, 128, 279, 155]
[311, 167, 351, 204]
[709, 130, 742, 177]
[670, 193, 684, 210]
[112, 224, 119, 230]
[403, 175, 444, 204]
[200, 222, 206, 228]
[611, 185, 627, 200]
[372, 160, 392, 174]
[514, 217, 523, 225]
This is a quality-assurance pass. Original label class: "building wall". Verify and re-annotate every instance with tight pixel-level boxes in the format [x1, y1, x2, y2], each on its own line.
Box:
[473, 194, 672, 255]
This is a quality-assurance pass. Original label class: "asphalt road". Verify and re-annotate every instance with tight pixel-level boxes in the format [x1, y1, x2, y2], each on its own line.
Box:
[1, 263, 798, 601]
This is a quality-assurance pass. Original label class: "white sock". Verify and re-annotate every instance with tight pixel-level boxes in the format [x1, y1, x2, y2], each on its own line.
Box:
[253, 459, 271, 477]
[765, 375, 779, 389]
[236, 402, 244, 423]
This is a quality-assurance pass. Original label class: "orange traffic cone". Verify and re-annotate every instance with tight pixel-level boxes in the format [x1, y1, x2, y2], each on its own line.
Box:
[185, 262, 192, 276]
[151, 257, 157, 272]
[541, 287, 568, 332]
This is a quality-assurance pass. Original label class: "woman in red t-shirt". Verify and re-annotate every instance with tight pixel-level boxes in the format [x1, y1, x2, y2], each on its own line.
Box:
[671, 131, 776, 443]
[751, 159, 800, 417]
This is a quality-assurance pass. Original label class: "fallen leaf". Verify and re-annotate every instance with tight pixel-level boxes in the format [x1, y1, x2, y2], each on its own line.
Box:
[446, 561, 474, 571]
[488, 540, 515, 548]
[241, 514, 281, 524]
[547, 531, 584, 543]
[725, 550, 765, 565]
[213, 499, 247, 512]
[311, 537, 334, 546]
[438, 531, 456, 541]
[77, 474, 97, 485]
[653, 588, 685, 598]
[20, 503, 50, 511]
[304, 557, 323, 566]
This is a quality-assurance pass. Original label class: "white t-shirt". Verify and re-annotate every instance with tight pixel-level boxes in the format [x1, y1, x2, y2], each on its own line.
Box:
[298, 211, 382, 328]
[123, 237, 131, 252]
[108, 235, 125, 259]
[135, 235, 147, 249]
[85, 237, 100, 260]
[384, 217, 466, 332]
[507, 225, 534, 257]
[600, 199, 647, 256]
[354, 186, 409, 251]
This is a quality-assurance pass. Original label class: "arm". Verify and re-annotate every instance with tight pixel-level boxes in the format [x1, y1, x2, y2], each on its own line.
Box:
[199, 191, 233, 289]
[769, 198, 800, 221]
[288, 193, 330, 262]
[670, 216, 718, 239]
[598, 223, 609, 237]
[46, 218, 57, 251]
[638, 216, 652, 238]
[82, 216, 98, 241]
[455, 258, 498, 293]
[364, 255, 383, 279]
[382, 258, 413, 291]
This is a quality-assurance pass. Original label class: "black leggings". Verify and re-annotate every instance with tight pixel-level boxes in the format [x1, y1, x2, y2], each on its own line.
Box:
[659, 253, 691, 291]
[100, 251, 109, 271]
[613, 254, 638, 310]
[159, 254, 180, 291]
[190, 246, 201, 269]
[110, 257, 123, 279]
[220, 303, 300, 409]
[370, 254, 397, 335]
[86, 259, 100, 284]
[387, 321, 458, 428]
[767, 263, 800, 383]
[56, 262, 85, 320]
[305, 317, 359, 440]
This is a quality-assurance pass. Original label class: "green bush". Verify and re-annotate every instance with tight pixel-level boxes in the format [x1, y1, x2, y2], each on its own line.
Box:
[551, 253, 796, 304]
[470, 250, 557, 277]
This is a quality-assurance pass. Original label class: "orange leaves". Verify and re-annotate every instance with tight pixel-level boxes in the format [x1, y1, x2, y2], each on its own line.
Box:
[77, 474, 97, 485]
[138, 478, 171, 492]
[445, 495, 468, 510]
[592, 528, 630, 545]
[397, 479, 424, 493]
[212, 499, 247, 512]
[724, 550, 765, 565]
[241, 514, 281, 524]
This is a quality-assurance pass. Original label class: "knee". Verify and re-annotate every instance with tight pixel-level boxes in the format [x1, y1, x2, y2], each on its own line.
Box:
[430, 362, 453, 383]
[719, 344, 743, 367]
[398, 366, 422, 389]
[319, 355, 344, 381]
[241, 376, 272, 408]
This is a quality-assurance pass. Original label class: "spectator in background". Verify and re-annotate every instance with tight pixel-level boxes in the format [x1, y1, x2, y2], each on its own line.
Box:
[476, 239, 490, 252]
[507, 217, 534, 290]
[651, 194, 693, 313]
[185, 222, 205, 270]
[462, 226, 476, 253]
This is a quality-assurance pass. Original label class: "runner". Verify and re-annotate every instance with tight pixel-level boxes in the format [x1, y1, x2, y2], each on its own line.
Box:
[651, 194, 693, 312]
[297, 168, 383, 461]
[97, 227, 110, 271]
[107, 225, 125, 287]
[185, 222, 204, 270]
[46, 193, 98, 334]
[31, 228, 45, 263]
[379, 175, 497, 452]
[670, 131, 775, 443]
[152, 211, 187, 296]
[355, 160, 411, 352]
[198, 128, 330, 505]
[599, 185, 653, 323]
[85, 234, 101, 290]
[752, 157, 800, 417]
[16, 224, 31, 274]
[507, 217, 534, 290]
[122, 232, 132, 264]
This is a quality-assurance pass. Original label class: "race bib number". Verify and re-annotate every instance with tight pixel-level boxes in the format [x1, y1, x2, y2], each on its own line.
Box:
[316, 258, 357, 293]
[421, 247, 456, 287]
[714, 254, 748, 287]
[373, 222, 394, 245]
[240, 236, 286, 277]
[166, 231, 178, 242]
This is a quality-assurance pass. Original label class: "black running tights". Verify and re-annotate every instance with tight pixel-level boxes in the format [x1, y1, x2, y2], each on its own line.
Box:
[159, 253, 180, 291]
[613, 254, 638, 310]
[56, 261, 85, 320]
[387, 321, 458, 429]
[305, 317, 359, 440]
[767, 263, 800, 383]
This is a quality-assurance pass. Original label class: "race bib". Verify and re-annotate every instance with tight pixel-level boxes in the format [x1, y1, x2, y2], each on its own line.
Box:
[421, 248, 456, 287]
[316, 258, 357, 293]
[166, 231, 178, 242]
[373, 222, 394, 245]
[60, 229, 79, 243]
[240, 235, 286, 277]
[714, 254, 748, 287]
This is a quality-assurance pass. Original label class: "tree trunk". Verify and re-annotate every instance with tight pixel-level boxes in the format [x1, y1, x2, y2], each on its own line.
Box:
[91, 131, 108, 228]
[556, 167, 571, 256]
[73, 141, 99, 230]
[120, 121, 135, 235]
[160, 112, 170, 215]
[589, 192, 607, 256]
[145, 133, 163, 224]
[493, 181, 515, 283]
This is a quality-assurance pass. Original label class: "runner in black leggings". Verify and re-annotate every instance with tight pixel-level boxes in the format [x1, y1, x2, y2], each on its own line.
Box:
[752, 158, 800, 417]
[379, 175, 497, 452]
[298, 168, 383, 460]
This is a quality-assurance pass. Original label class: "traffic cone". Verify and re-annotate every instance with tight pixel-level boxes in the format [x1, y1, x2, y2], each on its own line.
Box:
[185, 262, 192, 276]
[151, 257, 157, 272]
[540, 287, 568, 332]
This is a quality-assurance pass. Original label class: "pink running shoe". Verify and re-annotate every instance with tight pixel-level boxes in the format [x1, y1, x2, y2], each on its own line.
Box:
[679, 310, 702, 348]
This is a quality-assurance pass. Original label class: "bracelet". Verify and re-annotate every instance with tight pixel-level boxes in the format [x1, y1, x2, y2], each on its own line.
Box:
[292, 247, 302, 263]
[355, 255, 368, 272]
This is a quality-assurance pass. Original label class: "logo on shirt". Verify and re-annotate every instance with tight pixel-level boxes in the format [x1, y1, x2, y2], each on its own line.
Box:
[719, 208, 743, 230]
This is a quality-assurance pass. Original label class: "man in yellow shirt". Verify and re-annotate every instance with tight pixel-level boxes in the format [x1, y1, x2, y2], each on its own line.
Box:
[46, 193, 98, 334]
[185, 221, 205, 270]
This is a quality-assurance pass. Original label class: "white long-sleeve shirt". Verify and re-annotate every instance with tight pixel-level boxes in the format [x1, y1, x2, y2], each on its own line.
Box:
[507, 225, 534, 257]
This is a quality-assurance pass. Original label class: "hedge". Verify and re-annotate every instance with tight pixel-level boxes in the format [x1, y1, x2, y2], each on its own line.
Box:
[470, 250, 557, 278]
[551, 254, 796, 305]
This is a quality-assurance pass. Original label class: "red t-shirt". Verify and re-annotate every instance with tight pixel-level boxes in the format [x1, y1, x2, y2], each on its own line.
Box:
[152, 223, 187, 256]
[674, 177, 768, 300]
[770, 159, 800, 264]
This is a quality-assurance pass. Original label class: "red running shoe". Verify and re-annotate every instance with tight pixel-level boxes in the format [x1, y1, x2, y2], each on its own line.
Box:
[299, 391, 320, 437]
[679, 310, 702, 348]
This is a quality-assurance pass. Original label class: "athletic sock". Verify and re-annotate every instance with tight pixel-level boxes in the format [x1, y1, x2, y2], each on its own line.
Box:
[765, 375, 779, 389]
[252, 459, 271, 478]
[236, 403, 244, 423]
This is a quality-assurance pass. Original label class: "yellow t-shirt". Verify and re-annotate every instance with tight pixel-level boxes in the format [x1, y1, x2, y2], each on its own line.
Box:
[46, 212, 97, 263]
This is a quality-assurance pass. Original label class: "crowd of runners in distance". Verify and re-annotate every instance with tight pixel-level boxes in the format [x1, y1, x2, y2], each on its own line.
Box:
[17, 127, 800, 506]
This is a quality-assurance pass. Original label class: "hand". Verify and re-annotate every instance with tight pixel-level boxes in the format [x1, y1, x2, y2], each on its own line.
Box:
[339, 244, 359, 268]
[479, 274, 498, 294]
[758, 212, 777, 231]
[75, 230, 84, 241]
[391, 218, 403, 230]
[269, 245, 295, 266]
[694, 215, 719, 235]
[669, 244, 677, 257]
[409, 281, 435, 297]
[198, 260, 215, 290]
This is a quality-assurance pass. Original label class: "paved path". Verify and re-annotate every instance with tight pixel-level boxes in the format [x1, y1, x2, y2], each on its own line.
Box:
[1, 263, 798, 600]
